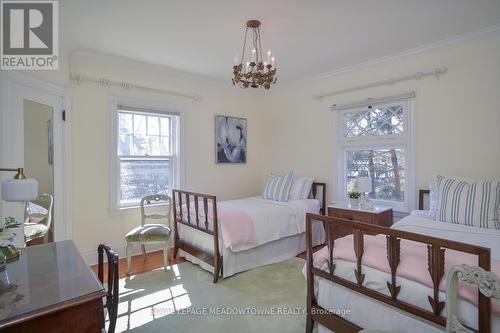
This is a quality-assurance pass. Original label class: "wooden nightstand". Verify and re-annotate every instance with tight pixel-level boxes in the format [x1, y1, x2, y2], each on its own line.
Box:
[327, 203, 393, 240]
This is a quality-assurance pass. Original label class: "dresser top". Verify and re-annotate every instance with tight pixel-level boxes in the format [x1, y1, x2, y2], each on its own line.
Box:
[329, 202, 392, 213]
[0, 240, 105, 327]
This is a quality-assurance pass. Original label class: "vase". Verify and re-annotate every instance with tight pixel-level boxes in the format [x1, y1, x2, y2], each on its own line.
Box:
[349, 198, 359, 208]
[0, 255, 10, 293]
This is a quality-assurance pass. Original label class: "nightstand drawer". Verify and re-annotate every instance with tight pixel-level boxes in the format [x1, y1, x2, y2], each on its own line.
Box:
[328, 208, 373, 224]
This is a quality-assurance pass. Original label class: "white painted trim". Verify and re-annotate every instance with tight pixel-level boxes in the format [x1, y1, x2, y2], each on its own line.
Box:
[108, 96, 185, 214]
[278, 24, 500, 90]
[1, 72, 73, 242]
[336, 96, 416, 213]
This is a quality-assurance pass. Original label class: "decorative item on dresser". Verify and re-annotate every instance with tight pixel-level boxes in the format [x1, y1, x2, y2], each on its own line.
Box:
[172, 182, 326, 283]
[125, 194, 172, 274]
[304, 190, 499, 333]
[327, 203, 393, 240]
[97, 244, 119, 333]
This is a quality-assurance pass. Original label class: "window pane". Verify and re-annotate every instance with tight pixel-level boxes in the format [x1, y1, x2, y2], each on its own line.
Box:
[160, 136, 170, 155]
[346, 148, 405, 202]
[147, 136, 160, 156]
[118, 134, 133, 155]
[344, 105, 404, 138]
[119, 113, 133, 135]
[160, 117, 170, 137]
[119, 159, 170, 205]
[147, 116, 160, 136]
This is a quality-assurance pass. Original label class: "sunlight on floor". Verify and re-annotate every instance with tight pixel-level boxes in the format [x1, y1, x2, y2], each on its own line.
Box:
[107, 264, 192, 332]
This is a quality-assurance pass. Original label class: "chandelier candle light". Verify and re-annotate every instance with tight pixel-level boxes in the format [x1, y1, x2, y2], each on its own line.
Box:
[232, 20, 277, 89]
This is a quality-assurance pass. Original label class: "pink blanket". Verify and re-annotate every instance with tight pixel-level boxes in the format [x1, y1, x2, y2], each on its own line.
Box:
[179, 200, 256, 248]
[311, 234, 500, 313]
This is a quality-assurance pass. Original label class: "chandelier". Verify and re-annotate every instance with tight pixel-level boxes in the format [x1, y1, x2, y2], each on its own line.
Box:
[232, 20, 277, 89]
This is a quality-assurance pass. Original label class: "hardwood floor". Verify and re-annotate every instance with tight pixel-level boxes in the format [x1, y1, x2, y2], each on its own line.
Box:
[91, 248, 186, 280]
[91, 245, 324, 280]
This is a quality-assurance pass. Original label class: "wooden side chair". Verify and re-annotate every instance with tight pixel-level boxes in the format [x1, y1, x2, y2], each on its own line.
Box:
[24, 193, 53, 244]
[97, 244, 119, 333]
[125, 194, 171, 274]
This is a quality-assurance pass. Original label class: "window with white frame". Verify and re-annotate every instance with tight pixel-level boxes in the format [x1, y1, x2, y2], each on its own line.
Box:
[337, 96, 415, 212]
[112, 104, 181, 210]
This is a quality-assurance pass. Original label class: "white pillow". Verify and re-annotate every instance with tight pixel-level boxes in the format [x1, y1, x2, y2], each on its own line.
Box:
[435, 175, 500, 229]
[288, 178, 307, 201]
[262, 172, 294, 202]
[300, 177, 314, 200]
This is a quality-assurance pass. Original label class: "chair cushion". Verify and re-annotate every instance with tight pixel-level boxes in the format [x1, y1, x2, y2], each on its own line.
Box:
[24, 223, 49, 240]
[126, 224, 171, 242]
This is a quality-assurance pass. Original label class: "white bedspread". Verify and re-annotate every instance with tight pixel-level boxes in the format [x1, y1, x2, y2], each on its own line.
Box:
[229, 197, 320, 252]
[314, 213, 500, 332]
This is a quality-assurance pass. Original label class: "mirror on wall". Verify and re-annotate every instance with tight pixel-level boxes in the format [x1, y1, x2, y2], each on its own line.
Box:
[23, 100, 54, 246]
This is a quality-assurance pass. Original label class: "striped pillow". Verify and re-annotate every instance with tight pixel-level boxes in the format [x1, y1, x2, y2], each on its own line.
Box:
[435, 175, 500, 229]
[262, 172, 294, 202]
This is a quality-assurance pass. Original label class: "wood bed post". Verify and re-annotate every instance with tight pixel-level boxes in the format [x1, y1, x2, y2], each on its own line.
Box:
[478, 251, 492, 333]
[212, 197, 222, 283]
[172, 191, 179, 259]
[305, 213, 315, 333]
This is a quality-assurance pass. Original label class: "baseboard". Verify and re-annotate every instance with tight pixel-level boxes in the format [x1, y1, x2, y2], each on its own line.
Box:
[80, 241, 166, 266]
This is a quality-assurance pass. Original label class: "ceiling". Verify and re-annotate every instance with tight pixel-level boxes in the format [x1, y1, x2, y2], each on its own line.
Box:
[61, 0, 500, 85]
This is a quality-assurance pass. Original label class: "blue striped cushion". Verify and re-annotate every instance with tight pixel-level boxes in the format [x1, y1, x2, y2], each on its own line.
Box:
[435, 175, 500, 229]
[262, 172, 294, 202]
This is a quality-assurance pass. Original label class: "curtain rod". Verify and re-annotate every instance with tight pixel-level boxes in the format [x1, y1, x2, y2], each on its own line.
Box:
[330, 92, 415, 112]
[70, 73, 202, 102]
[313, 67, 447, 102]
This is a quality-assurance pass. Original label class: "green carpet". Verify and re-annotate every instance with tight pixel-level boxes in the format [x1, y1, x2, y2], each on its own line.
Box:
[114, 257, 308, 332]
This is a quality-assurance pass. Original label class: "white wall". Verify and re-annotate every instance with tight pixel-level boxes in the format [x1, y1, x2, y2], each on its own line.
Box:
[265, 34, 500, 209]
[69, 53, 272, 259]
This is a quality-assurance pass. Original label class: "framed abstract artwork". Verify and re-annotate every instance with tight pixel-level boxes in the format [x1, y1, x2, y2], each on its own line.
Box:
[215, 115, 247, 164]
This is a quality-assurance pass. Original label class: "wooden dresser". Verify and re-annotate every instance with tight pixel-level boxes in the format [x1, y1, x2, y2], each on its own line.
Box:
[0, 240, 106, 332]
[327, 203, 393, 240]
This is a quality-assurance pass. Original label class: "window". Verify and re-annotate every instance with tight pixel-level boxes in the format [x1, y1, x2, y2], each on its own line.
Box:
[337, 96, 414, 212]
[111, 101, 182, 210]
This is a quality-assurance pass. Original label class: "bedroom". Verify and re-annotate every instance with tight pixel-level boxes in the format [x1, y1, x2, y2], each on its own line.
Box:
[0, 1, 499, 332]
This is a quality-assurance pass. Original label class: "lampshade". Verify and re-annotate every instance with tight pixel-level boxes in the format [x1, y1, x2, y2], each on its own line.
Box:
[357, 176, 372, 193]
[1, 178, 38, 202]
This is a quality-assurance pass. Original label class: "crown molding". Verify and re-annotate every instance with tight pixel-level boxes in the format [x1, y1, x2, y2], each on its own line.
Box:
[68, 24, 500, 95]
[68, 48, 271, 97]
[69, 48, 226, 85]
[276, 24, 500, 91]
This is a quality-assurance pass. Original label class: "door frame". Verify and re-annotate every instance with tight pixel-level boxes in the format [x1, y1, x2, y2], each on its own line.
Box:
[0, 72, 72, 243]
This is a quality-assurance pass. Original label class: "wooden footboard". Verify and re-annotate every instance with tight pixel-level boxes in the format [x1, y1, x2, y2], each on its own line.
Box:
[172, 189, 223, 283]
[305, 213, 492, 333]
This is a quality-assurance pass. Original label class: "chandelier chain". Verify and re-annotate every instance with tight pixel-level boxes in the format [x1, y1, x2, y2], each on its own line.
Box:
[240, 27, 249, 65]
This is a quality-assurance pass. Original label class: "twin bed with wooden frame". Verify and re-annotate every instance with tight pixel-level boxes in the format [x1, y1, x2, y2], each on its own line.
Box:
[305, 190, 499, 333]
[172, 182, 326, 283]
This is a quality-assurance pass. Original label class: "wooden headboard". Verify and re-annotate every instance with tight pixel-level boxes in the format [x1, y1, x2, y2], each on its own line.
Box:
[418, 189, 430, 210]
[311, 182, 326, 215]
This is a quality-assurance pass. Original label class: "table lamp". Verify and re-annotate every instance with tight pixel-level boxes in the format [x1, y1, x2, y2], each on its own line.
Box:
[1, 168, 38, 202]
[357, 176, 373, 209]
